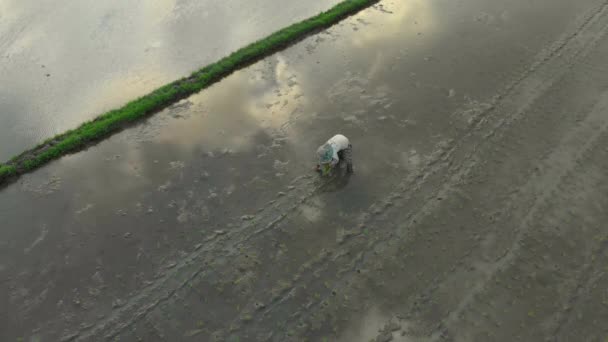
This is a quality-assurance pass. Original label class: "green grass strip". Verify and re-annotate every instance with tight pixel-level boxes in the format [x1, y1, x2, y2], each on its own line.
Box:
[0, 0, 379, 187]
[0, 165, 17, 179]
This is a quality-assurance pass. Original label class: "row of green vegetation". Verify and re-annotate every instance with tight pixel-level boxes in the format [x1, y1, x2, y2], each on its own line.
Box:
[0, 0, 379, 186]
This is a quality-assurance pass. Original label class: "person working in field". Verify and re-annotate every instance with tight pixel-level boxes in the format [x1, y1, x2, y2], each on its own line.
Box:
[315, 134, 353, 176]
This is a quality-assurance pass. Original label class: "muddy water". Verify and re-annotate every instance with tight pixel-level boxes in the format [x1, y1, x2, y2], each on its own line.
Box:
[0, 0, 343, 161]
[0, 0, 601, 340]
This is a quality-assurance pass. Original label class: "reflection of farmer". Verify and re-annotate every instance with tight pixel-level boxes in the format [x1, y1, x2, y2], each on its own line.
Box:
[315, 134, 353, 175]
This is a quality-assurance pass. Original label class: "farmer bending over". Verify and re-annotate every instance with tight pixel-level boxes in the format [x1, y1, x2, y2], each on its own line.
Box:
[316, 134, 353, 175]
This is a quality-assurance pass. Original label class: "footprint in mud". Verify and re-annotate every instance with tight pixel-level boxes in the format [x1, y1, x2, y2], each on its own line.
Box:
[305, 43, 318, 55]
[219, 184, 234, 197]
[177, 206, 191, 224]
[453, 99, 493, 125]
[157, 180, 172, 192]
[343, 114, 366, 127]
[75, 204, 94, 215]
[401, 149, 422, 170]
[300, 198, 324, 222]
[169, 161, 185, 170]
[273, 159, 289, 178]
[337, 307, 422, 342]
[475, 11, 496, 25]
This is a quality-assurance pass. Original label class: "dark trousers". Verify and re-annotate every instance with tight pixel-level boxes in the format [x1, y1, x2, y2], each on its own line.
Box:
[337, 144, 353, 173]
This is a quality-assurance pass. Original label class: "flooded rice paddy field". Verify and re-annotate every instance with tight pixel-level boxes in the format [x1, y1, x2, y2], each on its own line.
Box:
[2, 0, 608, 341]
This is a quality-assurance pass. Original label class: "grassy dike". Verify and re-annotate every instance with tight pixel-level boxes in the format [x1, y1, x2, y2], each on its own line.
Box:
[0, 0, 379, 186]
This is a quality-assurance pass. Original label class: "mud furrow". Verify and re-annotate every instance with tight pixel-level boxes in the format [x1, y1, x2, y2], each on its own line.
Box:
[548, 238, 608, 340]
[428, 89, 608, 338]
[82, 172, 360, 340]
[71, 175, 321, 340]
[434, 134, 608, 341]
[552, 247, 608, 341]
